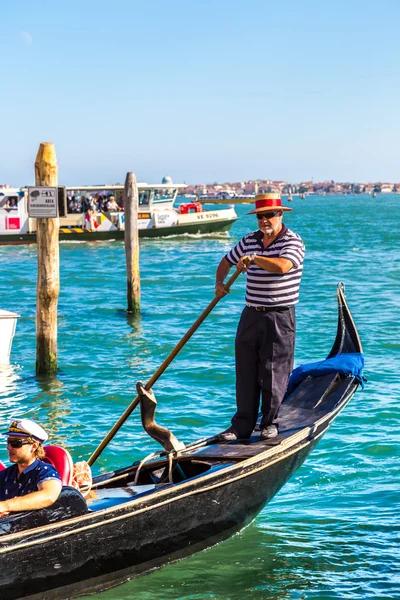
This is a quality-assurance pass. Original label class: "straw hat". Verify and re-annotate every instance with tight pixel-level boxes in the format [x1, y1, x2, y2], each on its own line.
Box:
[247, 193, 292, 214]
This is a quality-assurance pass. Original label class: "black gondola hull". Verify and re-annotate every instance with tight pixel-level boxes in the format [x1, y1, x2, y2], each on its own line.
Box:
[0, 285, 362, 600]
[1, 434, 326, 600]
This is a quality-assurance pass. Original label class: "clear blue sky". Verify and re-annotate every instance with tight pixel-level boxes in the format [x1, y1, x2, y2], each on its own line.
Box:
[1, 0, 399, 186]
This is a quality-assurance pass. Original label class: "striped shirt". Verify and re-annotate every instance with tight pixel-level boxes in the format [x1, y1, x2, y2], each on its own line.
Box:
[225, 225, 305, 307]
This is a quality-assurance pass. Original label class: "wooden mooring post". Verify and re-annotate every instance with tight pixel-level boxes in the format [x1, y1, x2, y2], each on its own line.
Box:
[34, 142, 60, 376]
[124, 172, 140, 314]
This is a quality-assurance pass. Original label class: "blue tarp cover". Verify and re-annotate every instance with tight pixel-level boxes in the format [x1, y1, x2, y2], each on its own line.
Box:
[286, 352, 365, 397]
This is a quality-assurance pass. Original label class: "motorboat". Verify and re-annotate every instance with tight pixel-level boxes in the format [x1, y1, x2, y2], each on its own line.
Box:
[0, 183, 237, 245]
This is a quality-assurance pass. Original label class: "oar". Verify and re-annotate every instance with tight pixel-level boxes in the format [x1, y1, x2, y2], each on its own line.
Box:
[87, 269, 241, 466]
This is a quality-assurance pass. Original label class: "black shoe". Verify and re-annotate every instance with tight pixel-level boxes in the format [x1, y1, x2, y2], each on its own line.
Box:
[217, 428, 239, 442]
[260, 425, 279, 440]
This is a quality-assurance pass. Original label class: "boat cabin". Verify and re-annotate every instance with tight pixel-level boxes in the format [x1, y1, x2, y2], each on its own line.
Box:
[0, 188, 28, 235]
[0, 183, 187, 237]
[64, 183, 185, 214]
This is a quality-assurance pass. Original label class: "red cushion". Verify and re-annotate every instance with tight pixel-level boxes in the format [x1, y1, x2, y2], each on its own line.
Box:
[0, 461, 6, 471]
[43, 445, 73, 486]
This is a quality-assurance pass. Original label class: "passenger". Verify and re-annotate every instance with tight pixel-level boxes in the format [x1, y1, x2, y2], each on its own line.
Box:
[92, 194, 100, 211]
[76, 196, 84, 213]
[89, 196, 97, 211]
[5, 198, 18, 210]
[0, 418, 62, 516]
[97, 196, 106, 212]
[73, 196, 82, 213]
[106, 195, 122, 211]
[81, 196, 90, 213]
[82, 196, 96, 230]
[68, 196, 80, 213]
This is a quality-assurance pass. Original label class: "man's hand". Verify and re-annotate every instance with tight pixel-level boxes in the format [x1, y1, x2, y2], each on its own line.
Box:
[236, 254, 255, 273]
[0, 503, 9, 517]
[215, 282, 228, 298]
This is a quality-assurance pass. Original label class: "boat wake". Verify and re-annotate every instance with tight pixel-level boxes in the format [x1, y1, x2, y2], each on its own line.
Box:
[59, 239, 119, 245]
[147, 232, 232, 241]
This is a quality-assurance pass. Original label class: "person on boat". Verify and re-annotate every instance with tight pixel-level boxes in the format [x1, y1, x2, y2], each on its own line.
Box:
[68, 196, 81, 213]
[4, 198, 17, 210]
[96, 196, 107, 212]
[0, 418, 62, 516]
[215, 193, 305, 442]
[106, 195, 122, 211]
[81, 195, 95, 213]
[82, 195, 96, 230]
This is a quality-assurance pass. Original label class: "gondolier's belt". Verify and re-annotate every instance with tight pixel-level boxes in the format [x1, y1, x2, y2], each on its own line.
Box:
[246, 304, 291, 313]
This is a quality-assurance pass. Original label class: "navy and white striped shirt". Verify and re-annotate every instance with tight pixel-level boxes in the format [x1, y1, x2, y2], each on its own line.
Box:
[225, 225, 305, 307]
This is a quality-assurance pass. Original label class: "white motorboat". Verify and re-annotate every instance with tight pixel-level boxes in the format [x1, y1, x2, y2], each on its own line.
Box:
[0, 182, 237, 244]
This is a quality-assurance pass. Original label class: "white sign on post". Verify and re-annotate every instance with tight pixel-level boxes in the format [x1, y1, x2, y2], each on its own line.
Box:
[28, 187, 58, 218]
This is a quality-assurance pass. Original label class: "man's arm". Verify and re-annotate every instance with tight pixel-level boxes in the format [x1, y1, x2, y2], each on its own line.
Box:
[236, 254, 293, 274]
[215, 257, 232, 298]
[0, 479, 62, 514]
[252, 255, 293, 274]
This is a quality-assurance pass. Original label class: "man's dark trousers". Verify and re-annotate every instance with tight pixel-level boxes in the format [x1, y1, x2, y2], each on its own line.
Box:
[231, 305, 295, 438]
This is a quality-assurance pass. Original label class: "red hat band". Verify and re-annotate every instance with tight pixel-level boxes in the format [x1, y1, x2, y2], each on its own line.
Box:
[255, 198, 282, 211]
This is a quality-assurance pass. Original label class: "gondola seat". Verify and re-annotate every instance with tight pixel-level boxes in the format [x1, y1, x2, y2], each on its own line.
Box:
[0, 462, 5, 471]
[43, 445, 74, 486]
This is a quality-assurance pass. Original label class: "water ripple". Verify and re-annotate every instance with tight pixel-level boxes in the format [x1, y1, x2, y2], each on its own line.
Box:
[0, 194, 398, 599]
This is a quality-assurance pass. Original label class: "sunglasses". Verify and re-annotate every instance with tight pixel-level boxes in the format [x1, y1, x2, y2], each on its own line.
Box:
[7, 438, 32, 449]
[256, 211, 280, 220]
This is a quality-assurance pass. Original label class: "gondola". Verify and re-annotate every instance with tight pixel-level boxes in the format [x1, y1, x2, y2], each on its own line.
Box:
[0, 284, 363, 600]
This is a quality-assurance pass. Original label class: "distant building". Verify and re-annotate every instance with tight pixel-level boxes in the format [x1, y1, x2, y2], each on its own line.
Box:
[184, 178, 400, 197]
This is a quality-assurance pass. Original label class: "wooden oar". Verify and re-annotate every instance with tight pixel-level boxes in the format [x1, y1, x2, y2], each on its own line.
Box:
[87, 269, 241, 466]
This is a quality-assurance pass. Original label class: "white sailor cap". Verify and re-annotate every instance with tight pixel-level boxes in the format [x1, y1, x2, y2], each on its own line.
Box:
[2, 418, 49, 443]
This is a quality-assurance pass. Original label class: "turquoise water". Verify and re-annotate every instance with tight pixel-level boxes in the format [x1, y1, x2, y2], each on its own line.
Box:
[0, 194, 399, 599]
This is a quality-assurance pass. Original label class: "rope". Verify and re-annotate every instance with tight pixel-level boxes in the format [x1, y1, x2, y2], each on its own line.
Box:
[168, 453, 173, 483]
[133, 452, 157, 486]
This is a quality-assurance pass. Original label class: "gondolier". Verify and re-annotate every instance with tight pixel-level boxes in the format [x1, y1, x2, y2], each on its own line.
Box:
[0, 418, 62, 515]
[215, 193, 305, 441]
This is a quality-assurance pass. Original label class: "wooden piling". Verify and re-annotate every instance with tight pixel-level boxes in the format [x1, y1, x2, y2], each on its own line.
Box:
[124, 172, 140, 314]
[34, 142, 60, 376]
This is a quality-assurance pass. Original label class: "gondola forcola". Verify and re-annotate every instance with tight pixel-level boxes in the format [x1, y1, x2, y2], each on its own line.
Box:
[0, 283, 364, 600]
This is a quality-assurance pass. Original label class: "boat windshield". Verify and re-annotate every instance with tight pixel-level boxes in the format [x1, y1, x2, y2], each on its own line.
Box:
[152, 188, 177, 204]
[138, 188, 177, 207]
